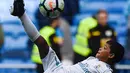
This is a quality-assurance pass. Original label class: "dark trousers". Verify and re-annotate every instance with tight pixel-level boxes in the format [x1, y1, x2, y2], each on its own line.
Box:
[73, 52, 90, 64]
[127, 29, 130, 50]
[111, 64, 117, 73]
[36, 63, 44, 73]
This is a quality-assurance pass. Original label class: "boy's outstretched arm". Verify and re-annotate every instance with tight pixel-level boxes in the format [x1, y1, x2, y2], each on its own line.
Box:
[10, 0, 49, 59]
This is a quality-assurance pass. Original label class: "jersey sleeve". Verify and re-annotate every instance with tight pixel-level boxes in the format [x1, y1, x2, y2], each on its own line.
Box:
[41, 47, 61, 71]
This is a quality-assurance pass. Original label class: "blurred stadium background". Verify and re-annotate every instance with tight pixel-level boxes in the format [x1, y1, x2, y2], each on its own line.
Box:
[0, 0, 130, 73]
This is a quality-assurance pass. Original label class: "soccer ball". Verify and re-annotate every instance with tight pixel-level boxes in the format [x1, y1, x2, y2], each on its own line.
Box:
[39, 0, 64, 18]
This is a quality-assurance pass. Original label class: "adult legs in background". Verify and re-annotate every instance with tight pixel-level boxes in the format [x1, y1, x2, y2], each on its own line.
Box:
[127, 16, 130, 52]
[36, 63, 44, 73]
[73, 52, 92, 64]
[73, 52, 87, 64]
[111, 64, 117, 73]
[127, 29, 130, 50]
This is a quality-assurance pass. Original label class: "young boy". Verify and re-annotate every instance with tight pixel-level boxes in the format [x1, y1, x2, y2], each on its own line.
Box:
[10, 0, 124, 73]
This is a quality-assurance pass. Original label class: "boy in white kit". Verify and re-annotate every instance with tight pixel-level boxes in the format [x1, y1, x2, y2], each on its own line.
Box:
[10, 0, 124, 73]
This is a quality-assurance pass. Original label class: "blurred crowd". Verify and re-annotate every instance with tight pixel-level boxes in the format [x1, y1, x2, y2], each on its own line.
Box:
[0, 0, 130, 73]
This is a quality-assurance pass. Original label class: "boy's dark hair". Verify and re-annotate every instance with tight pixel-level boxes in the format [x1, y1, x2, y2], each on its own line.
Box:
[107, 40, 125, 63]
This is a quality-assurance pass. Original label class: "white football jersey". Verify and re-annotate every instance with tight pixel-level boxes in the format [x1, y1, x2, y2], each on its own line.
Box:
[42, 47, 113, 73]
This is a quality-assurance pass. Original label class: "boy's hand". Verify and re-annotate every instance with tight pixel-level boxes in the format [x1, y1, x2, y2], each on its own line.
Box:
[10, 0, 25, 17]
